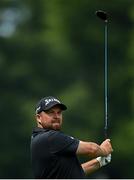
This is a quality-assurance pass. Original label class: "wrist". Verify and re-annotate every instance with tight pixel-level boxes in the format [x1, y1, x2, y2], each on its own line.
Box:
[96, 157, 103, 167]
[100, 147, 107, 156]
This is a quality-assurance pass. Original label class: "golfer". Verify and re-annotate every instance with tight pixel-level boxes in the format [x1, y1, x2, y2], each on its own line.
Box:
[31, 96, 113, 179]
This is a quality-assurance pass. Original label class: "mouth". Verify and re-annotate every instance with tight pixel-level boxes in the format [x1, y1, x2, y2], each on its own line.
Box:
[52, 120, 61, 130]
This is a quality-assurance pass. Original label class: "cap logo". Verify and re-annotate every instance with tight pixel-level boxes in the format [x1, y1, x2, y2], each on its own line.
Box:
[45, 98, 60, 106]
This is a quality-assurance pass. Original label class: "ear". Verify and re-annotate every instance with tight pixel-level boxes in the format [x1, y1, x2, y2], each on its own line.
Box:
[35, 114, 42, 124]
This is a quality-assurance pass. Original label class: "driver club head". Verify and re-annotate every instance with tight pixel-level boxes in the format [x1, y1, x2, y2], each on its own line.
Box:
[95, 10, 108, 22]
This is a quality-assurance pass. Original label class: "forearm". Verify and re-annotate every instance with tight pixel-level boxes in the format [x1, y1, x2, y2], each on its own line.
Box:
[77, 139, 113, 158]
[77, 141, 106, 158]
[81, 158, 100, 175]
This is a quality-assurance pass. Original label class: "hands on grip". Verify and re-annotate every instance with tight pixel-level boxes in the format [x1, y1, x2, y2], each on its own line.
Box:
[96, 154, 111, 167]
[97, 139, 113, 167]
[100, 139, 113, 156]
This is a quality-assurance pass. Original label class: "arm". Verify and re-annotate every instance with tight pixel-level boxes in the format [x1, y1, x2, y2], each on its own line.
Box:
[76, 139, 113, 158]
[81, 158, 100, 175]
[81, 154, 111, 175]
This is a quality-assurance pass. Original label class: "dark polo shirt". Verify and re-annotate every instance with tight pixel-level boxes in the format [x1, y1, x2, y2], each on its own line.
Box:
[31, 127, 86, 178]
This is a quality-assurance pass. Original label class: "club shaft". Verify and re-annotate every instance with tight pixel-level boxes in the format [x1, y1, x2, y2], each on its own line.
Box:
[104, 21, 108, 139]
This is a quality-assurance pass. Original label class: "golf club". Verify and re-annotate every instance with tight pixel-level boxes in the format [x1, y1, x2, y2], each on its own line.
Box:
[95, 10, 109, 139]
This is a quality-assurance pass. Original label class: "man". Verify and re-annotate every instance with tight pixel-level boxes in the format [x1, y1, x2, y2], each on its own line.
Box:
[31, 96, 113, 179]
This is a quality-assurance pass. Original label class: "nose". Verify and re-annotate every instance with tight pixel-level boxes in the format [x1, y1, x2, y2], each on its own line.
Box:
[53, 112, 60, 119]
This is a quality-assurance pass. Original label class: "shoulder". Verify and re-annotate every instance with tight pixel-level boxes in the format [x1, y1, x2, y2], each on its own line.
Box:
[48, 130, 80, 149]
[48, 130, 76, 141]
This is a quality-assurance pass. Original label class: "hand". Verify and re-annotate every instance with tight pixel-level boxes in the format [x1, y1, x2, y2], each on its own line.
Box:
[96, 154, 111, 167]
[100, 139, 113, 156]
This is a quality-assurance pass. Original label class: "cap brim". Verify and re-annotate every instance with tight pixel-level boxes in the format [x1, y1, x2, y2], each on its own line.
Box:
[44, 102, 67, 111]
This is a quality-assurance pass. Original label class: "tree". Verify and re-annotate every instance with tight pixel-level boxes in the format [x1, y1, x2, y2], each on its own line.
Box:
[0, 0, 134, 178]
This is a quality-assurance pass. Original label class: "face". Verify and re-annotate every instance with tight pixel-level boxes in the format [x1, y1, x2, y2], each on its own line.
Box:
[36, 105, 63, 130]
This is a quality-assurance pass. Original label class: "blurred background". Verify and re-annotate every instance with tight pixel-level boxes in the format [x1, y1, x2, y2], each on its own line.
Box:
[0, 0, 134, 178]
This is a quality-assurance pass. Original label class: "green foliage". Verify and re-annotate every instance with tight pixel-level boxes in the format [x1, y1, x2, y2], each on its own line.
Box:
[0, 0, 134, 178]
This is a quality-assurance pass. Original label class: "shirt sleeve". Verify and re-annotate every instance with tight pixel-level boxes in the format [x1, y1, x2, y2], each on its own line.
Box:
[48, 131, 79, 155]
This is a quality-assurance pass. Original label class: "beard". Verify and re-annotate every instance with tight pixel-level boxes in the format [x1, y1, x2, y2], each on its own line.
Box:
[52, 119, 62, 130]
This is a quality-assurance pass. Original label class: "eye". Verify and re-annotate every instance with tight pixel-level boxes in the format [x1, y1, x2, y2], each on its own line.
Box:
[57, 110, 62, 115]
[44, 110, 53, 115]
